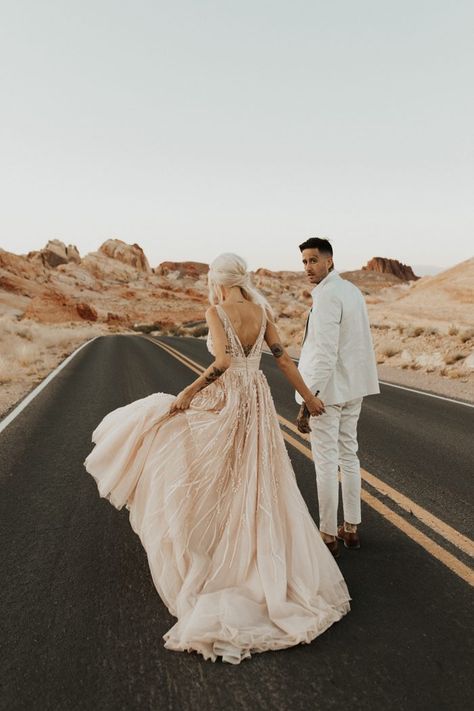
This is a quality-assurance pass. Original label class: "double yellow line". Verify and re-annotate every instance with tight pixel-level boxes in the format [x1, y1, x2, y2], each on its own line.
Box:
[145, 336, 474, 587]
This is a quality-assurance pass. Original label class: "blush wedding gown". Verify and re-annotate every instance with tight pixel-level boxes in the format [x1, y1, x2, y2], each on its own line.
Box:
[84, 304, 350, 664]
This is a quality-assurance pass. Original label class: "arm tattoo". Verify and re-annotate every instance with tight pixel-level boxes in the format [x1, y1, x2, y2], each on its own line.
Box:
[205, 366, 225, 385]
[195, 366, 226, 392]
[270, 342, 284, 358]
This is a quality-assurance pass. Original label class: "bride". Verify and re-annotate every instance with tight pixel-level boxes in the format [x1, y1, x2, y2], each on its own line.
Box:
[84, 253, 350, 664]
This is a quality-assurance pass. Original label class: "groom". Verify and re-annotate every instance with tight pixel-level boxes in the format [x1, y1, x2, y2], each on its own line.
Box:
[295, 237, 379, 557]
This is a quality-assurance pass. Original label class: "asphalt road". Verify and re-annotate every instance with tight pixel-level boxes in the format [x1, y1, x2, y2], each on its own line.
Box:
[1, 334, 473, 711]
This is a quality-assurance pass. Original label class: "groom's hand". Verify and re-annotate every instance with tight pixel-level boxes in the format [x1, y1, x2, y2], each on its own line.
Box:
[296, 403, 312, 433]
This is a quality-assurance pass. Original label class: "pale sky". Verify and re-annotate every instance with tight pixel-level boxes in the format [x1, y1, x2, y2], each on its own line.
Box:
[0, 0, 472, 272]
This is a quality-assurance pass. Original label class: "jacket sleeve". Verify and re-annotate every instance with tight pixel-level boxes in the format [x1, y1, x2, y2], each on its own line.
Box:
[302, 288, 342, 397]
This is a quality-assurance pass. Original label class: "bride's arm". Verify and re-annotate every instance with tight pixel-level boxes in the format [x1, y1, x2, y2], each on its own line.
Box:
[264, 317, 325, 417]
[170, 306, 231, 412]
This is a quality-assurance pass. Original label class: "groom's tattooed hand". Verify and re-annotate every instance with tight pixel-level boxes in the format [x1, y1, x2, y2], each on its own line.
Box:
[296, 403, 311, 434]
[270, 343, 284, 358]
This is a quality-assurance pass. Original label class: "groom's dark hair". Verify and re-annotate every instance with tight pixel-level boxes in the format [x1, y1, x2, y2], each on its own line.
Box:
[299, 237, 333, 255]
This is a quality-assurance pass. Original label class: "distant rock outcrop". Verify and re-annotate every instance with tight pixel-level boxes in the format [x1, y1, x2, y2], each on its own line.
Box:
[363, 257, 418, 281]
[28, 239, 81, 268]
[156, 261, 209, 278]
[99, 239, 151, 273]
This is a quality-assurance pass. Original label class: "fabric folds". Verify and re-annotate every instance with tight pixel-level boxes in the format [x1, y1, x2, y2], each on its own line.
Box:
[84, 305, 350, 664]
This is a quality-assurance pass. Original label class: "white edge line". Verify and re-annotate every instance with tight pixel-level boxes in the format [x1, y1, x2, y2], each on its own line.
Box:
[261, 350, 474, 408]
[377, 380, 474, 408]
[0, 337, 99, 436]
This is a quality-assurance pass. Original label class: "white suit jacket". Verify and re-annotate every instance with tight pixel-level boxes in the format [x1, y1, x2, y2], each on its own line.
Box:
[296, 270, 380, 406]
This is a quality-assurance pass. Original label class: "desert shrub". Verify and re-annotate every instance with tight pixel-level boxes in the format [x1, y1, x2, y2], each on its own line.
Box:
[460, 328, 474, 343]
[0, 356, 13, 384]
[379, 341, 401, 358]
[190, 325, 208, 338]
[406, 326, 424, 338]
[425, 326, 439, 336]
[444, 352, 465, 365]
[167, 325, 186, 337]
[13, 342, 40, 367]
[448, 325, 459, 336]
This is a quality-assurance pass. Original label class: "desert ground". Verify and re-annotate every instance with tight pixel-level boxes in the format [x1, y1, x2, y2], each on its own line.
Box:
[1, 239, 473, 418]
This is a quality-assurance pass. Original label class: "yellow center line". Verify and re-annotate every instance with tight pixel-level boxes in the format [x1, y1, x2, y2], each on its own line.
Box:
[145, 335, 474, 586]
[277, 415, 474, 560]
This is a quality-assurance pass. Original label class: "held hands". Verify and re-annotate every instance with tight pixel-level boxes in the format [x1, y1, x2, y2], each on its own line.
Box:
[170, 387, 194, 413]
[296, 403, 311, 433]
[306, 394, 325, 417]
[296, 395, 325, 433]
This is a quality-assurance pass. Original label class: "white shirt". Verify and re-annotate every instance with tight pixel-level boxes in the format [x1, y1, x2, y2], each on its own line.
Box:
[296, 270, 380, 406]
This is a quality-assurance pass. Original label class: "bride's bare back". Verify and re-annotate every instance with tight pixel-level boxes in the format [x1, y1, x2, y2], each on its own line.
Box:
[219, 301, 266, 354]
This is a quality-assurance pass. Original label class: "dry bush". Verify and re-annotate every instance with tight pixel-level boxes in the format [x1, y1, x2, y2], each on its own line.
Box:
[444, 352, 465, 365]
[12, 342, 41, 367]
[0, 356, 13, 384]
[190, 325, 208, 338]
[379, 341, 401, 358]
[448, 325, 459, 336]
[406, 325, 424, 338]
[371, 323, 390, 330]
[447, 368, 465, 379]
[166, 325, 186, 337]
[396, 324, 405, 334]
[460, 328, 474, 343]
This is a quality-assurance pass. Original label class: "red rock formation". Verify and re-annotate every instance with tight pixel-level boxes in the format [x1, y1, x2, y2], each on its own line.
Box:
[156, 261, 209, 278]
[255, 268, 274, 278]
[23, 292, 82, 322]
[99, 239, 151, 273]
[363, 257, 418, 281]
[76, 302, 98, 321]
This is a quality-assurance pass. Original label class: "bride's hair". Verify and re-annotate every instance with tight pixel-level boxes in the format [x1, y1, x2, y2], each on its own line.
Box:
[208, 253, 274, 319]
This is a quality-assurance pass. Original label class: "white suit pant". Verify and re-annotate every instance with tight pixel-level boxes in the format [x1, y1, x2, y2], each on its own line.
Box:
[309, 397, 363, 536]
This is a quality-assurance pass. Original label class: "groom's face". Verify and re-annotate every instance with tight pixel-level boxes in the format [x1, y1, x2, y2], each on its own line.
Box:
[301, 248, 333, 285]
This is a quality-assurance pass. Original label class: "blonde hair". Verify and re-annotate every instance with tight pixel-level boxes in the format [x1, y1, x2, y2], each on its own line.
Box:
[208, 253, 274, 319]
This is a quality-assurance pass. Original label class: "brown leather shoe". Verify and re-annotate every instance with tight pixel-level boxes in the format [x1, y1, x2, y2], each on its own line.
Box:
[337, 524, 360, 549]
[324, 538, 340, 558]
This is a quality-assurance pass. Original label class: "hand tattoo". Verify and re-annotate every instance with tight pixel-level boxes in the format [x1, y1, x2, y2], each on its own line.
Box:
[270, 342, 284, 358]
[296, 402, 311, 433]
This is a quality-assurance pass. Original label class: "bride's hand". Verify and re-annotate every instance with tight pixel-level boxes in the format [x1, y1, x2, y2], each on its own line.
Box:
[296, 403, 311, 433]
[170, 388, 194, 413]
[305, 394, 325, 417]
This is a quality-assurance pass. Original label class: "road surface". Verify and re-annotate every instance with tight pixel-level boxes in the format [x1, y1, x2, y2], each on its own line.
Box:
[1, 334, 473, 711]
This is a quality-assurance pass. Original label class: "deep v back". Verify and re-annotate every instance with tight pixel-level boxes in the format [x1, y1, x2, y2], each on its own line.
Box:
[215, 304, 266, 359]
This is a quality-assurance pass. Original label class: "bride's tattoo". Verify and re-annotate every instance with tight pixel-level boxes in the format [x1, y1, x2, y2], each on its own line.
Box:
[270, 343, 284, 358]
[200, 366, 225, 388]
